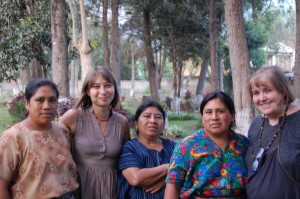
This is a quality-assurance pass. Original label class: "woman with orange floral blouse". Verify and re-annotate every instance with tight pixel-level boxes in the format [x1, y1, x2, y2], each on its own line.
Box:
[0, 78, 78, 199]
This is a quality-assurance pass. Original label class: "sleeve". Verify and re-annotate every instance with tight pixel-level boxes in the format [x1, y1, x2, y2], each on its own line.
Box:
[166, 139, 190, 185]
[0, 130, 21, 182]
[118, 141, 143, 171]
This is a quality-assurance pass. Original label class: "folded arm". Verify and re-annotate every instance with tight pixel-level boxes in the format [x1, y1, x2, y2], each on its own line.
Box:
[122, 163, 169, 188]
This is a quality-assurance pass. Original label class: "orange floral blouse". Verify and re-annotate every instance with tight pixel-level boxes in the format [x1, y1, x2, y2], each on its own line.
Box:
[0, 121, 78, 199]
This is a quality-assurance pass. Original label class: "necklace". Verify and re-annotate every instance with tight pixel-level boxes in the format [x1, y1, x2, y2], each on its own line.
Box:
[252, 105, 288, 173]
[258, 105, 288, 150]
[97, 117, 109, 122]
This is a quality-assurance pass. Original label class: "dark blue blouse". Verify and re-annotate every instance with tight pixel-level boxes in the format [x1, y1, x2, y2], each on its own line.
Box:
[118, 137, 176, 199]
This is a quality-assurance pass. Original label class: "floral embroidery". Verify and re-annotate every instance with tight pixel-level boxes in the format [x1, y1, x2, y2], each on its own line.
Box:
[57, 154, 66, 161]
[166, 129, 249, 198]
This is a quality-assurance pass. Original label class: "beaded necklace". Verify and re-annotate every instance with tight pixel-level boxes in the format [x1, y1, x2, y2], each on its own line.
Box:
[252, 105, 289, 173]
[258, 105, 288, 150]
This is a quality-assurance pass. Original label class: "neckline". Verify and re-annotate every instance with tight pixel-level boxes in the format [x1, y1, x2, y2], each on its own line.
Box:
[136, 137, 164, 152]
[20, 121, 53, 133]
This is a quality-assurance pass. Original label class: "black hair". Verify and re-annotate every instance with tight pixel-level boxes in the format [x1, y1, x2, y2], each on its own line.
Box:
[134, 100, 166, 122]
[200, 91, 235, 115]
[25, 78, 59, 101]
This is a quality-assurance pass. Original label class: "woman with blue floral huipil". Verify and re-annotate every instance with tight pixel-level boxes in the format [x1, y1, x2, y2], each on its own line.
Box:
[164, 91, 248, 199]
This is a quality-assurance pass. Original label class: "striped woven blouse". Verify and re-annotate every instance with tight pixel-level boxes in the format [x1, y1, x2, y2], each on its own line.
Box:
[118, 137, 176, 199]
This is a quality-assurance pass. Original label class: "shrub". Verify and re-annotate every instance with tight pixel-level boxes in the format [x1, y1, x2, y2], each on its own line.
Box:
[113, 106, 134, 127]
[165, 124, 185, 138]
[8, 91, 26, 121]
[57, 97, 76, 117]
[168, 112, 196, 121]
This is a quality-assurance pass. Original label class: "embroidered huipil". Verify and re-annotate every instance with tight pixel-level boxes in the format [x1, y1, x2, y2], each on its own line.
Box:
[166, 129, 249, 199]
[0, 122, 78, 199]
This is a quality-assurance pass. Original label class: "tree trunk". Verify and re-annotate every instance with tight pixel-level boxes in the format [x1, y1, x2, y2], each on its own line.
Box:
[20, 67, 31, 90]
[177, 51, 183, 98]
[111, 0, 121, 89]
[157, 47, 167, 91]
[102, 0, 110, 69]
[293, 0, 300, 104]
[224, 0, 252, 135]
[30, 58, 43, 79]
[68, 0, 81, 97]
[142, 8, 160, 101]
[130, 37, 136, 97]
[172, 42, 178, 99]
[209, 0, 220, 91]
[79, 0, 93, 81]
[195, 56, 210, 109]
[51, 0, 69, 97]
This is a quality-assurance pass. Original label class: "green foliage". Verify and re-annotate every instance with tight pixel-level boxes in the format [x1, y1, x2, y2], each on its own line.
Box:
[0, 0, 51, 82]
[0, 105, 17, 134]
[168, 112, 196, 121]
[8, 91, 26, 121]
[165, 124, 185, 138]
[245, 19, 269, 70]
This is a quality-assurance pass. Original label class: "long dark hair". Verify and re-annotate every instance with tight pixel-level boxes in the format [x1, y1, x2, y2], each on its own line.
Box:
[200, 91, 235, 116]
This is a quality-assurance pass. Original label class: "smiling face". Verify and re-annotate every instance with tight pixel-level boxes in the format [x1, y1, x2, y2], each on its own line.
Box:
[202, 98, 234, 138]
[251, 78, 285, 119]
[88, 74, 115, 108]
[25, 85, 58, 129]
[135, 106, 165, 139]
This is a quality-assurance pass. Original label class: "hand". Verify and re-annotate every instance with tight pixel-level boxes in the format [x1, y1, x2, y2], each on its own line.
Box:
[144, 180, 166, 194]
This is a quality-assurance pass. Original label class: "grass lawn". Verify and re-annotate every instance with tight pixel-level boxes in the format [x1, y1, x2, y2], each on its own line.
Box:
[0, 105, 16, 134]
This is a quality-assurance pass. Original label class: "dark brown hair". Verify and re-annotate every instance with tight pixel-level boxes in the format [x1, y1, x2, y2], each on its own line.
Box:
[74, 66, 119, 109]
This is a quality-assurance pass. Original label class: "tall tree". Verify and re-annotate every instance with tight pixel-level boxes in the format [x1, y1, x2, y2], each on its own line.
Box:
[209, 0, 220, 91]
[111, 0, 121, 88]
[68, 0, 80, 97]
[102, 0, 110, 69]
[224, 0, 252, 134]
[130, 37, 136, 97]
[79, 0, 93, 81]
[51, 0, 69, 97]
[196, 55, 210, 108]
[143, 8, 160, 101]
[294, 0, 300, 104]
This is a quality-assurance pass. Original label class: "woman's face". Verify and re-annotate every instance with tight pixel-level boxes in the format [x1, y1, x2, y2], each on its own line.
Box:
[88, 75, 115, 108]
[251, 78, 285, 118]
[25, 85, 58, 128]
[202, 98, 234, 137]
[136, 106, 164, 139]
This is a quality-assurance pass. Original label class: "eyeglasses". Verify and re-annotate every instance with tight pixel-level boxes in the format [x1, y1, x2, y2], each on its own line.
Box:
[252, 147, 265, 173]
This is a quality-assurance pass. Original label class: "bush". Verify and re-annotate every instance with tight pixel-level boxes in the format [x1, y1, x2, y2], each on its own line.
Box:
[113, 106, 134, 127]
[57, 97, 76, 117]
[165, 124, 185, 138]
[168, 112, 196, 121]
[8, 91, 26, 121]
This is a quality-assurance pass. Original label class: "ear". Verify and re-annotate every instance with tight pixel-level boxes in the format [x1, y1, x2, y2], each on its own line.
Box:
[231, 112, 236, 124]
[24, 99, 29, 111]
[135, 121, 137, 129]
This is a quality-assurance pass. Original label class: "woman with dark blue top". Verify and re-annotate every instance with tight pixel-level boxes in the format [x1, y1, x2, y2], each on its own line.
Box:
[118, 100, 176, 199]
